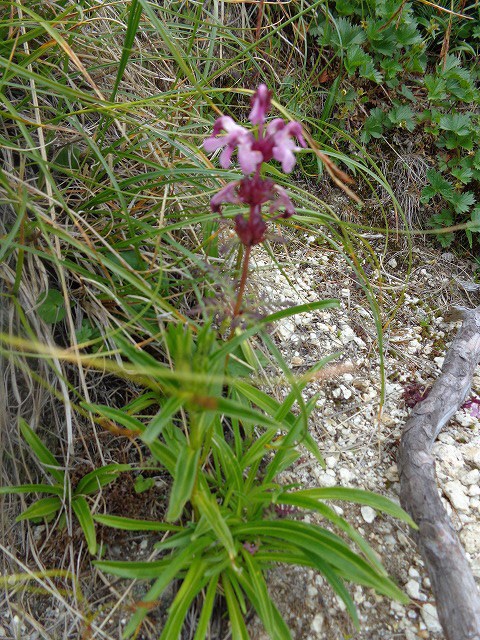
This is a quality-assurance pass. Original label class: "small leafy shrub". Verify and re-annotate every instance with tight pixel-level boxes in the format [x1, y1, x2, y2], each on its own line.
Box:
[312, 0, 480, 245]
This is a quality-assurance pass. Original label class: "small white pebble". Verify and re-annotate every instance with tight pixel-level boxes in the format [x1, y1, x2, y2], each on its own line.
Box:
[361, 506, 376, 524]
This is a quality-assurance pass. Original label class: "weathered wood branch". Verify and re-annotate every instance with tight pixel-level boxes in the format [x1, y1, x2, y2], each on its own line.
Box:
[398, 306, 480, 640]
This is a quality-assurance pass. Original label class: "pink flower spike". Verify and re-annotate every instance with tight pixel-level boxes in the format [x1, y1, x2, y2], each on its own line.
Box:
[204, 116, 255, 170]
[210, 181, 241, 213]
[237, 141, 263, 175]
[249, 84, 272, 125]
[271, 120, 306, 173]
[269, 185, 296, 218]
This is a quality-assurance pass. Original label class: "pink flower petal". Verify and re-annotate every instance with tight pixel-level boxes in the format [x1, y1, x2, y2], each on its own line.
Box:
[270, 185, 296, 217]
[210, 181, 241, 213]
[249, 84, 272, 125]
[237, 142, 263, 175]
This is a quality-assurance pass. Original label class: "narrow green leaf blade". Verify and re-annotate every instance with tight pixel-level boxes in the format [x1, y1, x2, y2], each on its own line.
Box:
[223, 573, 250, 640]
[118, 540, 209, 638]
[110, 0, 143, 101]
[16, 496, 62, 522]
[193, 484, 236, 560]
[290, 488, 416, 528]
[72, 496, 97, 554]
[159, 558, 208, 640]
[94, 558, 171, 579]
[141, 396, 184, 444]
[19, 419, 64, 483]
[166, 446, 200, 522]
[193, 575, 220, 640]
[0, 484, 63, 496]
[74, 464, 131, 495]
[93, 514, 182, 532]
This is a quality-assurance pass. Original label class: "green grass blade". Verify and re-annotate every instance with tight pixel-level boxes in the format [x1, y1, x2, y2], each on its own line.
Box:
[110, 0, 143, 101]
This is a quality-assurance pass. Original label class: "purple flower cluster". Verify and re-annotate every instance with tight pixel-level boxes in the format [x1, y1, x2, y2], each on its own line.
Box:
[204, 85, 306, 246]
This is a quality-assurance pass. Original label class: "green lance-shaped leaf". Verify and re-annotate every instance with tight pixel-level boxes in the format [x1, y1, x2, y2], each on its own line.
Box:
[239, 549, 291, 639]
[16, 496, 62, 522]
[193, 574, 220, 640]
[166, 446, 200, 522]
[234, 520, 407, 603]
[0, 484, 63, 496]
[93, 514, 182, 532]
[111, 539, 210, 639]
[159, 557, 209, 640]
[93, 558, 171, 580]
[74, 463, 131, 495]
[141, 396, 184, 444]
[283, 487, 416, 528]
[19, 419, 65, 483]
[222, 572, 250, 640]
[72, 496, 97, 554]
[193, 482, 236, 561]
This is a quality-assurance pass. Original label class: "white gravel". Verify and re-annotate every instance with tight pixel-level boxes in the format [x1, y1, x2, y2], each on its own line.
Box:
[247, 239, 480, 639]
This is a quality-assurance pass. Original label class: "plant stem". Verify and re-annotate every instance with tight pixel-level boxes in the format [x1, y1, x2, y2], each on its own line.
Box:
[229, 244, 252, 337]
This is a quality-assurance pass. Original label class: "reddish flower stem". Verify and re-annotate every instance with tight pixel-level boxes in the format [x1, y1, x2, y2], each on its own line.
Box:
[229, 243, 252, 338]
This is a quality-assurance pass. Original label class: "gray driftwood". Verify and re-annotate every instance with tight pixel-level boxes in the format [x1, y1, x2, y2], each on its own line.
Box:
[398, 306, 480, 640]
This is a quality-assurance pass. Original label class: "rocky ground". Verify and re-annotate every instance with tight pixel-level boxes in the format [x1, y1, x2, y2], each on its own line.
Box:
[245, 234, 480, 639]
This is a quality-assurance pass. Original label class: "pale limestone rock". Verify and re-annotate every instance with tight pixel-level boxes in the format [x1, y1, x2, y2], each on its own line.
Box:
[421, 603, 442, 633]
[361, 506, 376, 523]
[444, 480, 470, 511]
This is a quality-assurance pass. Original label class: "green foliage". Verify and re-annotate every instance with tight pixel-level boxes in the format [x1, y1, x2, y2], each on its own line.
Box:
[36, 289, 67, 324]
[89, 316, 414, 638]
[0, 420, 130, 554]
[313, 0, 480, 244]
